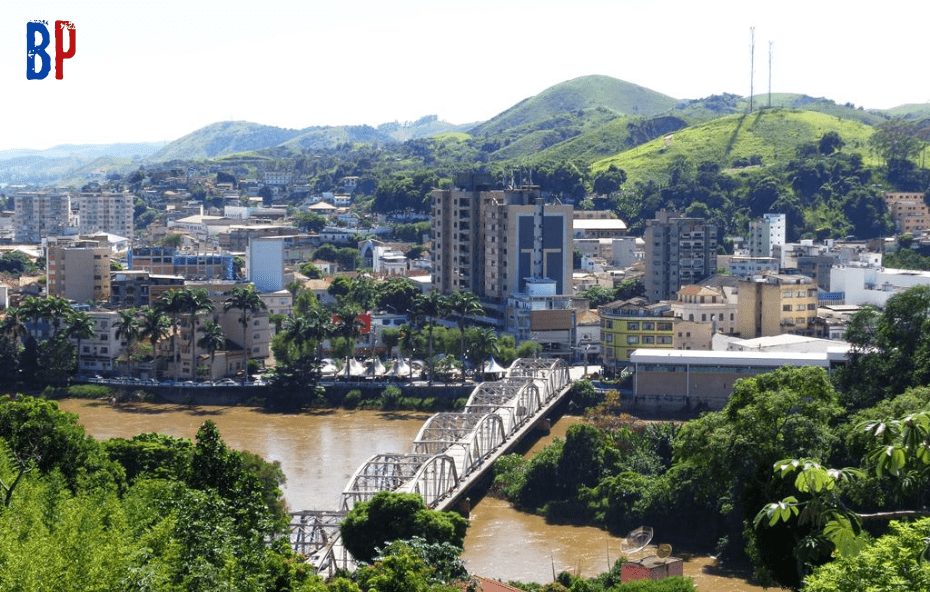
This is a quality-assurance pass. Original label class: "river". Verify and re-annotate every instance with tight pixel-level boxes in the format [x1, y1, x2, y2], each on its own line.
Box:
[56, 399, 765, 591]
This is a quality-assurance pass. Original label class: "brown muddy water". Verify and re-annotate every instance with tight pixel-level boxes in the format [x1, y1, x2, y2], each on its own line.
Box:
[57, 399, 766, 591]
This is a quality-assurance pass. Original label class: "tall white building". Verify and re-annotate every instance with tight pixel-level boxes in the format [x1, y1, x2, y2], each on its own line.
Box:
[749, 213, 786, 257]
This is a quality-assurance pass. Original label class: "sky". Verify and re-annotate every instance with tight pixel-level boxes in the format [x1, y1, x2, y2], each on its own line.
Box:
[2, 0, 928, 151]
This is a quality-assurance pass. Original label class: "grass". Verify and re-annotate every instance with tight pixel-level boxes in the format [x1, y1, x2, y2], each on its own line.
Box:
[591, 108, 880, 187]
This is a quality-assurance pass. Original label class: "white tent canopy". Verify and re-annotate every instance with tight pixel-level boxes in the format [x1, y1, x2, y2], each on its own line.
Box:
[366, 357, 386, 377]
[481, 357, 506, 375]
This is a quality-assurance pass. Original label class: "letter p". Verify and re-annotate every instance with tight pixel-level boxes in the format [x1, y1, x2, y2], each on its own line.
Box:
[26, 21, 50, 80]
[55, 21, 76, 80]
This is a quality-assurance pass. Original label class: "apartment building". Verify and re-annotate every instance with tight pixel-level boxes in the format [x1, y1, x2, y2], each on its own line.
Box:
[431, 173, 573, 306]
[78, 191, 133, 238]
[644, 211, 717, 302]
[599, 298, 676, 373]
[128, 247, 235, 280]
[671, 284, 738, 337]
[46, 236, 111, 302]
[884, 192, 930, 235]
[748, 213, 786, 257]
[737, 272, 818, 338]
[14, 191, 74, 243]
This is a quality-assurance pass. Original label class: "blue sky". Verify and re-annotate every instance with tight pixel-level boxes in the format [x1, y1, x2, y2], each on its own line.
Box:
[2, 0, 928, 150]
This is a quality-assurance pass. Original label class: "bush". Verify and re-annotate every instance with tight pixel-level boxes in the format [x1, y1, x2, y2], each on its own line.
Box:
[344, 389, 362, 409]
[381, 385, 402, 409]
[65, 384, 116, 399]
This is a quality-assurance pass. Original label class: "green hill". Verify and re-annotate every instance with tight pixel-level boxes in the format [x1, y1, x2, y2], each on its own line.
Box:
[470, 75, 678, 138]
[150, 121, 305, 162]
[592, 108, 879, 187]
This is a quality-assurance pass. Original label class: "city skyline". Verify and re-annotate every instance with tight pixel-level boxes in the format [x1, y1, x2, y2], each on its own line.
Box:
[3, 0, 929, 151]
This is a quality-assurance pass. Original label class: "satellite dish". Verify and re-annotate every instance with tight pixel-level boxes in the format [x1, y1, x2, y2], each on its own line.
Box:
[656, 543, 673, 559]
[620, 526, 654, 554]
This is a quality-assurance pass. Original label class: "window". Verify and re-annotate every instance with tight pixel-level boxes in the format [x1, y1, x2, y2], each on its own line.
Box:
[783, 304, 792, 312]
[657, 336, 673, 344]
[627, 322, 639, 331]
[657, 322, 672, 331]
[643, 336, 655, 344]
[642, 322, 654, 330]
[701, 314, 707, 321]
[606, 334, 613, 343]
[100, 347, 108, 354]
[627, 335, 640, 345]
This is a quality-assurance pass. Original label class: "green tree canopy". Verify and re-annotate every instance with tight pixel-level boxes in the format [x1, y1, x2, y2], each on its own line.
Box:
[339, 491, 468, 563]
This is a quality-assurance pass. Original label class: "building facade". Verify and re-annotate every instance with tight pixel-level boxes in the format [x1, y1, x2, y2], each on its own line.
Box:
[737, 272, 818, 338]
[14, 192, 74, 243]
[644, 211, 717, 302]
[46, 236, 111, 302]
[78, 192, 133, 238]
[431, 173, 573, 314]
[599, 298, 676, 372]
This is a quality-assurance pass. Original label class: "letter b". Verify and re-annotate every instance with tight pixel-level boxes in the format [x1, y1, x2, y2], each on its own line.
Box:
[26, 21, 51, 80]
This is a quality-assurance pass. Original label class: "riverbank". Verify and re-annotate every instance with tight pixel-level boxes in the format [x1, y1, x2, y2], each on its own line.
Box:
[55, 399, 765, 592]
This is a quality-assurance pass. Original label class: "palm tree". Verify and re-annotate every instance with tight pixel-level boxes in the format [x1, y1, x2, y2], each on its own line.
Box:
[224, 285, 267, 380]
[416, 291, 446, 386]
[445, 291, 485, 382]
[1, 306, 25, 346]
[114, 308, 140, 377]
[66, 310, 96, 377]
[157, 289, 185, 381]
[183, 288, 214, 381]
[138, 305, 171, 380]
[470, 327, 501, 377]
[332, 305, 365, 380]
[197, 320, 225, 380]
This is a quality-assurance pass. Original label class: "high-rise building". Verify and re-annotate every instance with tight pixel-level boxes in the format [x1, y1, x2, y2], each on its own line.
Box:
[644, 211, 718, 302]
[431, 174, 573, 306]
[46, 236, 111, 302]
[749, 213, 786, 257]
[78, 192, 134, 238]
[14, 191, 74, 243]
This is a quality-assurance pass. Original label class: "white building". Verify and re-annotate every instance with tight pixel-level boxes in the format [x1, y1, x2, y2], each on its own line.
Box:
[749, 213, 786, 257]
[831, 264, 930, 307]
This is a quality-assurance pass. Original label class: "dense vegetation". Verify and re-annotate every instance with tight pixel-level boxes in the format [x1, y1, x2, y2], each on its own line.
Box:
[494, 285, 930, 591]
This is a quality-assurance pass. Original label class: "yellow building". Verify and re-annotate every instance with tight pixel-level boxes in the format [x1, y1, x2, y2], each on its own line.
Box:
[599, 298, 675, 374]
[737, 272, 817, 339]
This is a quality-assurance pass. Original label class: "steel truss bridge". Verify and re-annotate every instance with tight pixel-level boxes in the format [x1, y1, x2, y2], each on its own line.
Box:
[286, 357, 573, 576]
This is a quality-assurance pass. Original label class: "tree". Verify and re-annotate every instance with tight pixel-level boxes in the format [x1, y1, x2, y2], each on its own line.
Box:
[818, 131, 844, 155]
[339, 491, 468, 563]
[592, 165, 627, 196]
[137, 305, 171, 379]
[381, 328, 401, 358]
[224, 285, 267, 379]
[804, 518, 930, 592]
[182, 288, 214, 380]
[66, 310, 96, 377]
[444, 291, 484, 382]
[674, 366, 843, 588]
[197, 320, 225, 376]
[114, 308, 140, 377]
[835, 285, 930, 409]
[869, 118, 923, 169]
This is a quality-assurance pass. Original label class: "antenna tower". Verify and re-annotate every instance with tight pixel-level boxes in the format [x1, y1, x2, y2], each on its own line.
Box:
[768, 41, 773, 108]
[749, 26, 755, 113]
